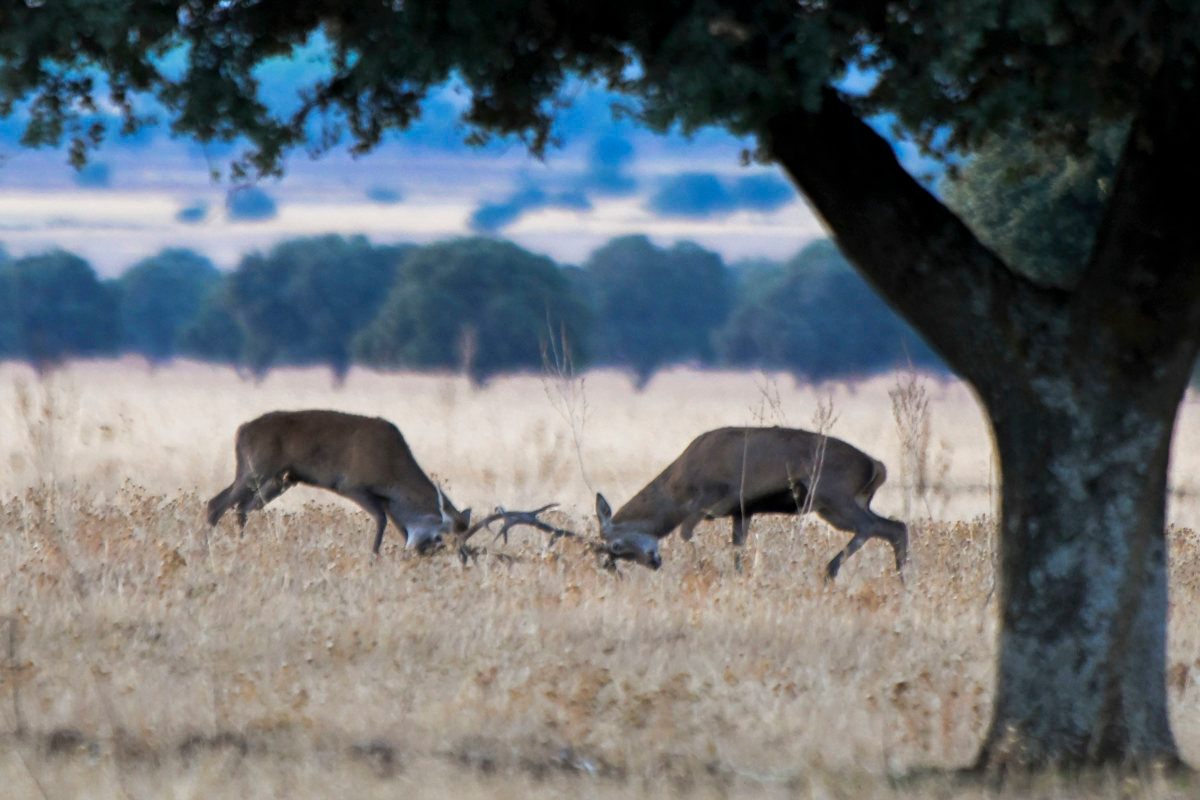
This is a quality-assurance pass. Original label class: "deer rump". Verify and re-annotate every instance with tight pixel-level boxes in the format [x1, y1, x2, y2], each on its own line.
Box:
[597, 426, 908, 578]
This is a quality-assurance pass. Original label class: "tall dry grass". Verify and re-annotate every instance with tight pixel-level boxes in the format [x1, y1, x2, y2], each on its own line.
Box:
[0, 360, 997, 519]
[2, 360, 1200, 798]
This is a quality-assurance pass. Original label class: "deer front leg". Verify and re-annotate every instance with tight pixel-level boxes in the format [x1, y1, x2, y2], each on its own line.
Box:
[342, 490, 388, 554]
[731, 512, 750, 546]
[729, 512, 752, 572]
[679, 512, 705, 542]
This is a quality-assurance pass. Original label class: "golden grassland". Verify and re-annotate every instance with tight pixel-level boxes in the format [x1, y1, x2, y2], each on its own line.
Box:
[3, 360, 1200, 798]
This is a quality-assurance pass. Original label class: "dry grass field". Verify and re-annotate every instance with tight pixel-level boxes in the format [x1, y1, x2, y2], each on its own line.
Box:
[3, 360, 1200, 798]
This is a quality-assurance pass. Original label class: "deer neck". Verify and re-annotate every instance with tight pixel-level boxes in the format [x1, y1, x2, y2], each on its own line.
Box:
[612, 481, 685, 539]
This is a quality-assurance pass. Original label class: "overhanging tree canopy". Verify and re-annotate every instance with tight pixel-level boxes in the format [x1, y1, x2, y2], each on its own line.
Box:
[4, 0, 1199, 773]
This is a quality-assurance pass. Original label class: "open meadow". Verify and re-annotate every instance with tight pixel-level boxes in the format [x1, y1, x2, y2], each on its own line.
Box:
[3, 361, 1200, 798]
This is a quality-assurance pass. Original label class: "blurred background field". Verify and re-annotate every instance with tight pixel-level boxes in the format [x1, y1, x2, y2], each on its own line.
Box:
[0, 360, 985, 516]
[2, 361, 1200, 798]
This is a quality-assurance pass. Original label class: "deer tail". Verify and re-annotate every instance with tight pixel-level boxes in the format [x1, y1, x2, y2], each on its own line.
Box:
[856, 459, 888, 508]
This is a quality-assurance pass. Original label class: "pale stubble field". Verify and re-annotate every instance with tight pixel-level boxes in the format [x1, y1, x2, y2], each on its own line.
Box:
[2, 360, 1200, 798]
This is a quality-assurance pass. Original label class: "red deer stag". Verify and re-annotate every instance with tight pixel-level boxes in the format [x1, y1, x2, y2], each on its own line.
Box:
[595, 426, 907, 578]
[207, 410, 565, 559]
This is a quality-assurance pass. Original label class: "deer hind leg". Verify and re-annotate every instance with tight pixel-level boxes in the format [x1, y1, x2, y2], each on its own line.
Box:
[208, 447, 254, 526]
[206, 480, 245, 526]
[853, 468, 908, 574]
[206, 475, 259, 530]
[234, 473, 290, 525]
[824, 530, 871, 581]
[815, 499, 904, 580]
[881, 516, 908, 573]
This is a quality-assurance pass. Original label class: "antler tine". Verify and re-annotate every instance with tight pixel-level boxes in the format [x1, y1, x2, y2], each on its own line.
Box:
[460, 503, 575, 545]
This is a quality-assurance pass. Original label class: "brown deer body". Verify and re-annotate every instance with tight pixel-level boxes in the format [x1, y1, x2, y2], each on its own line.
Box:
[207, 410, 471, 553]
[596, 426, 907, 578]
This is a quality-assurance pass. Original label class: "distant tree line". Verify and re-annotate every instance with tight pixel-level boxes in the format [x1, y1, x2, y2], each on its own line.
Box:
[0, 234, 942, 383]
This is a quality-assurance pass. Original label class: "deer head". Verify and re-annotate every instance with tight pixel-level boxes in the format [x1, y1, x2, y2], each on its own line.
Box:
[405, 485, 471, 553]
[595, 493, 662, 570]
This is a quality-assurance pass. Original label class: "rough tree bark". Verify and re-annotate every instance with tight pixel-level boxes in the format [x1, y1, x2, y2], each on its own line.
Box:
[763, 51, 1200, 770]
[979, 369, 1180, 768]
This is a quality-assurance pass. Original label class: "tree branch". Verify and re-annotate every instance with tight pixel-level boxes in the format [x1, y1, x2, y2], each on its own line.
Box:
[1072, 51, 1200, 393]
[762, 90, 1069, 394]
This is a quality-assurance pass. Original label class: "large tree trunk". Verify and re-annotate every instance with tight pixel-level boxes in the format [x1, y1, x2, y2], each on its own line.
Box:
[763, 52, 1200, 770]
[975, 378, 1182, 770]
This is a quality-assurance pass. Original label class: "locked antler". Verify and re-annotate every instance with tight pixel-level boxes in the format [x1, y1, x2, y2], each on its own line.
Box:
[461, 503, 575, 544]
[450, 502, 576, 565]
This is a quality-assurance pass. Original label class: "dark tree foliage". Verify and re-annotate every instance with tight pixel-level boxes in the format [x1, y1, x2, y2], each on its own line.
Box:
[177, 282, 244, 364]
[354, 237, 589, 383]
[942, 125, 1125, 289]
[224, 235, 408, 379]
[0, 250, 118, 365]
[116, 248, 221, 361]
[728, 256, 783, 288]
[5, 0, 1200, 772]
[0, 244, 14, 357]
[584, 235, 732, 385]
[718, 240, 940, 379]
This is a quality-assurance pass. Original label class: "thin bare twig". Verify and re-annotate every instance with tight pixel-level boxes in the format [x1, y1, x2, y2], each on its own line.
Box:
[802, 392, 839, 517]
[889, 364, 932, 520]
[540, 321, 592, 491]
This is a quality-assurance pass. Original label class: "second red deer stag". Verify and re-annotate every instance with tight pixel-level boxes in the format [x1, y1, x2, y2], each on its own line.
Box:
[595, 426, 907, 578]
[207, 410, 563, 558]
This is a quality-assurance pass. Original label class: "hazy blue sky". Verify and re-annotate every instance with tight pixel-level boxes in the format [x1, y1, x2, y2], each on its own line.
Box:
[0, 64, 935, 277]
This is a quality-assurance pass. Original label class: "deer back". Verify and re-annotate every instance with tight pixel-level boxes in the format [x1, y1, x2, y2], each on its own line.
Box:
[238, 410, 444, 505]
[618, 427, 879, 524]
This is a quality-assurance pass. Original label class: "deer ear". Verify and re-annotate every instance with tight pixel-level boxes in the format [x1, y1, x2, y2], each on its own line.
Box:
[460, 508, 472, 527]
[595, 493, 613, 531]
[435, 485, 448, 523]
